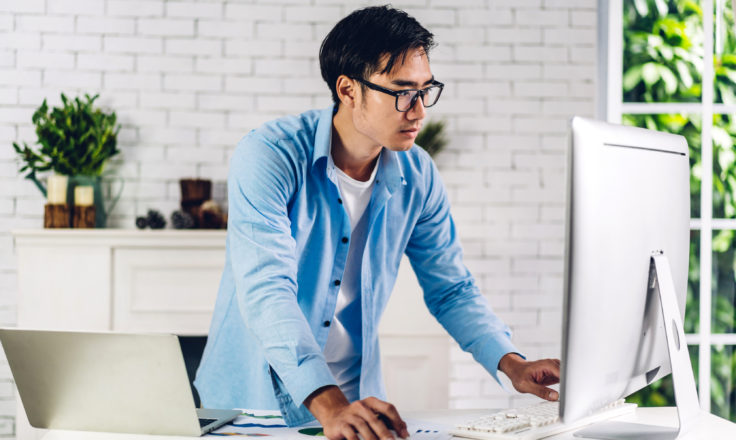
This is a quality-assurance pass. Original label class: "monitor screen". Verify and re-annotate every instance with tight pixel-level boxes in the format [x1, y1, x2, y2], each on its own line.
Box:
[560, 117, 691, 423]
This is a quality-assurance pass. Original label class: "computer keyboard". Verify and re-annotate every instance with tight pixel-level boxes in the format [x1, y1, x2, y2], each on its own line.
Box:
[450, 399, 636, 440]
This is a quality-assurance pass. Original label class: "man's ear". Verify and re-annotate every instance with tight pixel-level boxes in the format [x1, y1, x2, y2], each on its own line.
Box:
[335, 75, 358, 108]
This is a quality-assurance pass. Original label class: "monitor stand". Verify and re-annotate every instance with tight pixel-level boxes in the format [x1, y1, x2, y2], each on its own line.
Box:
[574, 253, 703, 440]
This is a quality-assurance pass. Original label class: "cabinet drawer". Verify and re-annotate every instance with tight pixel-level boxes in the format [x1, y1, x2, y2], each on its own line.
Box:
[113, 248, 225, 334]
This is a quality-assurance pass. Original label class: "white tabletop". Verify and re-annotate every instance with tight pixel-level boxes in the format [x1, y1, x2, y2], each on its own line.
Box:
[36, 408, 736, 440]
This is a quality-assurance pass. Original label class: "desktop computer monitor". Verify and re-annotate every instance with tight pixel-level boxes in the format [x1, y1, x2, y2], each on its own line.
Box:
[559, 117, 699, 438]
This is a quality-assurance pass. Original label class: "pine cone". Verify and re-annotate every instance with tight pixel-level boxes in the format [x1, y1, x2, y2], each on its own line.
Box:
[146, 209, 166, 229]
[135, 216, 147, 229]
[171, 210, 195, 229]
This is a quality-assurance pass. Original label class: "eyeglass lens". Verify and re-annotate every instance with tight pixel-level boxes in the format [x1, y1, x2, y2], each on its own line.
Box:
[397, 86, 441, 111]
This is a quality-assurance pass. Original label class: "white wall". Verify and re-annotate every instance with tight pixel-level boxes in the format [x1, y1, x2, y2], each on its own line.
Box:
[0, 0, 596, 436]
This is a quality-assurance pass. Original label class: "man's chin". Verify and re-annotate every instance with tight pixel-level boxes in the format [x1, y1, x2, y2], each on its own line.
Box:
[384, 141, 415, 152]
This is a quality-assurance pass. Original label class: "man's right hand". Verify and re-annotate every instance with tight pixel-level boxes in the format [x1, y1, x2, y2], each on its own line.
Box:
[304, 385, 409, 440]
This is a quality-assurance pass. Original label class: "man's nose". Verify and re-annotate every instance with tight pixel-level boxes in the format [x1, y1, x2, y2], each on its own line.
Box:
[407, 95, 426, 120]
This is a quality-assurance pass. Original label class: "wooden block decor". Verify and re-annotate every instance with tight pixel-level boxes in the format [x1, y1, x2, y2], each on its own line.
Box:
[180, 179, 213, 227]
[180, 179, 211, 203]
[44, 204, 70, 228]
[73, 205, 96, 228]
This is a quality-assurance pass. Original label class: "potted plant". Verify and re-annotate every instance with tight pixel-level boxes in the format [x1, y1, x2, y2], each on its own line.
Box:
[416, 119, 449, 158]
[12, 93, 123, 227]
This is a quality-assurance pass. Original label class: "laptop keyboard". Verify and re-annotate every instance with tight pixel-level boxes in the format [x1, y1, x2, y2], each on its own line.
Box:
[199, 418, 218, 428]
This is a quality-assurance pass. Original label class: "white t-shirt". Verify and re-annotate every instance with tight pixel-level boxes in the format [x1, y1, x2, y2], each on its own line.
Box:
[323, 156, 379, 402]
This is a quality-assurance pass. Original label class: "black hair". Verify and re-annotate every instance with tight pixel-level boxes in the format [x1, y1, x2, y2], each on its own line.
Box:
[319, 5, 436, 106]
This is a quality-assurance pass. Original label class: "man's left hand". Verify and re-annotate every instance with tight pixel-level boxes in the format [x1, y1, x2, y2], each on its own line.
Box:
[498, 353, 560, 401]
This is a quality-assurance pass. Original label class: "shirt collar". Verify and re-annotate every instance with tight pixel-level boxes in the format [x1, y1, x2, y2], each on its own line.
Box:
[313, 104, 407, 192]
[377, 146, 407, 194]
[312, 105, 336, 168]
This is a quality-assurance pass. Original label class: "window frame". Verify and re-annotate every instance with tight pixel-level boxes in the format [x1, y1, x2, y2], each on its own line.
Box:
[602, 0, 736, 413]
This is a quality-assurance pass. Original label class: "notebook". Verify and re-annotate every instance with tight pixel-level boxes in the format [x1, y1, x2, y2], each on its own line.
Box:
[0, 328, 240, 436]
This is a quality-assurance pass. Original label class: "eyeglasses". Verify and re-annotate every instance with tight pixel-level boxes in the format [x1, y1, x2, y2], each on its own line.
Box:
[351, 77, 444, 112]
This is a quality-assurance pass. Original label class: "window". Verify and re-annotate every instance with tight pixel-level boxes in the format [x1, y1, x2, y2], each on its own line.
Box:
[604, 0, 736, 421]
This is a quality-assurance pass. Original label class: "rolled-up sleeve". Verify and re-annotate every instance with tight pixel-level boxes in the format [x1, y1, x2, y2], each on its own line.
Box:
[228, 134, 336, 406]
[404, 159, 521, 384]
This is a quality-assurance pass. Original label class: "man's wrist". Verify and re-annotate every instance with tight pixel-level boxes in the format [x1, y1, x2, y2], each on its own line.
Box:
[498, 352, 525, 378]
[303, 385, 349, 423]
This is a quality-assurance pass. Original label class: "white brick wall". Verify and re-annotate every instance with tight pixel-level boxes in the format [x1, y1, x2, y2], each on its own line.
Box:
[0, 0, 596, 435]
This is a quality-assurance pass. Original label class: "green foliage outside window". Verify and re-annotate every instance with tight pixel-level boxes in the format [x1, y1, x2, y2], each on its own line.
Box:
[623, 0, 703, 102]
[622, 0, 736, 421]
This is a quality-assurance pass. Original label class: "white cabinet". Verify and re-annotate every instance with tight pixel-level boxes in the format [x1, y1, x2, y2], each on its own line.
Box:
[113, 247, 225, 334]
[11, 229, 449, 439]
[13, 230, 227, 334]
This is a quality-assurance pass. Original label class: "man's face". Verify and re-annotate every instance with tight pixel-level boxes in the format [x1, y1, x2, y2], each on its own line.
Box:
[352, 47, 434, 151]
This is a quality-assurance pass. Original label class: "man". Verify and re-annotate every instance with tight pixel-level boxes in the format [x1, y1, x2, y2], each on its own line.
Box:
[195, 6, 560, 440]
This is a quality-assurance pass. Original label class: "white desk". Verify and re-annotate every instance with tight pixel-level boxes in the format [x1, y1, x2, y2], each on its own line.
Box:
[35, 408, 736, 440]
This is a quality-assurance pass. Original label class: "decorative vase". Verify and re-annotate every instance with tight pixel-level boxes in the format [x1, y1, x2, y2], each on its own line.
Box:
[26, 173, 124, 228]
[67, 175, 124, 228]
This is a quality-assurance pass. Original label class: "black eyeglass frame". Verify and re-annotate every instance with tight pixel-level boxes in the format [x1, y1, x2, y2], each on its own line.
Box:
[351, 77, 444, 112]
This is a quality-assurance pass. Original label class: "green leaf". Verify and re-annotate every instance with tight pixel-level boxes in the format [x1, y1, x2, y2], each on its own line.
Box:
[645, 115, 658, 131]
[721, 53, 736, 67]
[657, 44, 674, 61]
[725, 68, 736, 84]
[713, 126, 734, 152]
[713, 230, 733, 252]
[646, 34, 666, 52]
[642, 62, 661, 86]
[416, 120, 449, 158]
[675, 60, 693, 88]
[623, 65, 644, 91]
[657, 65, 678, 94]
[681, 0, 702, 16]
[718, 83, 736, 104]
[633, 0, 649, 17]
[9, 93, 120, 176]
[653, 0, 668, 17]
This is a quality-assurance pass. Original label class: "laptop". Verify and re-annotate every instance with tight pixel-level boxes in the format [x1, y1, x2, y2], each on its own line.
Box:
[0, 328, 241, 436]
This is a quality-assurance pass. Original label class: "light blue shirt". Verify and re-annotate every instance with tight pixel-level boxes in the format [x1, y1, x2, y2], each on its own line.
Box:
[194, 105, 519, 426]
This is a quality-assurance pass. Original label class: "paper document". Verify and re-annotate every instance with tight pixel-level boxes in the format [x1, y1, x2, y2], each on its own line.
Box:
[207, 410, 452, 440]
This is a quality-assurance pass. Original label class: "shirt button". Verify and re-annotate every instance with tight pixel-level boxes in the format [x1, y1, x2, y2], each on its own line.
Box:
[323, 321, 331, 327]
[334, 279, 341, 286]
[341, 237, 348, 244]
[337, 198, 343, 204]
